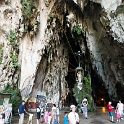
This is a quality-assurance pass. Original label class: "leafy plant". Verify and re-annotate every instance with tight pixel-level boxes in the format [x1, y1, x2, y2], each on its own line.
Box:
[2, 83, 22, 113]
[10, 51, 20, 68]
[106, 20, 110, 27]
[49, 15, 53, 22]
[8, 30, 20, 68]
[73, 76, 95, 111]
[73, 25, 84, 35]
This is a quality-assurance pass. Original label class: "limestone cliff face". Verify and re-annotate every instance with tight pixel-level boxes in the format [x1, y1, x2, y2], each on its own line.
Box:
[0, 0, 124, 103]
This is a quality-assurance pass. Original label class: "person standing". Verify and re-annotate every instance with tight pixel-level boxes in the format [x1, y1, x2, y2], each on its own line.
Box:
[68, 105, 79, 124]
[51, 104, 57, 124]
[27, 113, 33, 124]
[107, 101, 115, 123]
[64, 112, 69, 124]
[18, 101, 28, 124]
[36, 106, 41, 124]
[56, 105, 60, 123]
[40, 107, 44, 123]
[116, 100, 124, 119]
[115, 107, 121, 122]
[82, 98, 88, 119]
[0, 114, 4, 124]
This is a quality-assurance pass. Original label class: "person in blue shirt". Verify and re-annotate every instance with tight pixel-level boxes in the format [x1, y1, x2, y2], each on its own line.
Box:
[18, 101, 28, 124]
[64, 112, 69, 124]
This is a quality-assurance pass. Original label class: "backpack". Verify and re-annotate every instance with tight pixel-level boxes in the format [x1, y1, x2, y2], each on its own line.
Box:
[36, 107, 40, 113]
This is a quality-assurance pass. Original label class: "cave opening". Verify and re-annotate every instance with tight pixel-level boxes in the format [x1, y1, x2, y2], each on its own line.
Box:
[63, 34, 110, 107]
[91, 68, 110, 107]
[64, 32, 83, 106]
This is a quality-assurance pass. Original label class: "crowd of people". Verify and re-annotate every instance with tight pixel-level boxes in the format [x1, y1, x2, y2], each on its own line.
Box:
[18, 101, 61, 124]
[17, 98, 89, 124]
[16, 99, 124, 124]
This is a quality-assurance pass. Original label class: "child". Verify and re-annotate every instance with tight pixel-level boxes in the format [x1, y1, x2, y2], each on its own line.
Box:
[48, 111, 52, 124]
[44, 109, 48, 124]
[115, 108, 121, 122]
[0, 114, 4, 124]
[64, 112, 69, 124]
[27, 113, 33, 124]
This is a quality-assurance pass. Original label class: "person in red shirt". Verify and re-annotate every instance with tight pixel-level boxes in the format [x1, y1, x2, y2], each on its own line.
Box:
[107, 101, 115, 123]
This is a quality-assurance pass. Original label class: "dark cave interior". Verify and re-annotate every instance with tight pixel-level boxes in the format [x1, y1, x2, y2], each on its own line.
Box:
[64, 31, 110, 107]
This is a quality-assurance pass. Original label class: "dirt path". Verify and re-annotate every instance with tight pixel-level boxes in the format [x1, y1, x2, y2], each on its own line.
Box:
[11, 107, 124, 124]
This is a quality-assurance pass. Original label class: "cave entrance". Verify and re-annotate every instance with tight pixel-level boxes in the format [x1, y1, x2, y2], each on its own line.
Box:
[64, 35, 82, 106]
[65, 53, 78, 106]
[64, 48, 110, 107]
[91, 68, 110, 107]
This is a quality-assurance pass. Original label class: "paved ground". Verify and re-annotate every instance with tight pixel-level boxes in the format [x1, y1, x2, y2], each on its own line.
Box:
[11, 107, 124, 124]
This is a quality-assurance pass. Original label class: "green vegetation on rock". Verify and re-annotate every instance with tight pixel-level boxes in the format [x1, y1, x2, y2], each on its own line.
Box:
[73, 76, 95, 111]
[8, 30, 20, 68]
[21, 0, 40, 38]
[73, 24, 84, 35]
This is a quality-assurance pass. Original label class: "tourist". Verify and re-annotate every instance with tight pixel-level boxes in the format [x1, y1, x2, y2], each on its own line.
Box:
[51, 104, 57, 124]
[36, 105, 41, 124]
[56, 105, 60, 123]
[27, 113, 33, 124]
[68, 105, 79, 124]
[40, 107, 44, 123]
[18, 101, 29, 124]
[48, 111, 52, 124]
[82, 98, 88, 119]
[0, 114, 4, 124]
[115, 107, 121, 122]
[116, 100, 124, 119]
[107, 101, 115, 123]
[64, 112, 69, 124]
[44, 108, 48, 124]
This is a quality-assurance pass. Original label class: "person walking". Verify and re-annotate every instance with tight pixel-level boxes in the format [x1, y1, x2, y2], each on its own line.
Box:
[18, 101, 28, 124]
[107, 101, 115, 123]
[116, 100, 124, 119]
[68, 105, 79, 124]
[82, 98, 88, 119]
